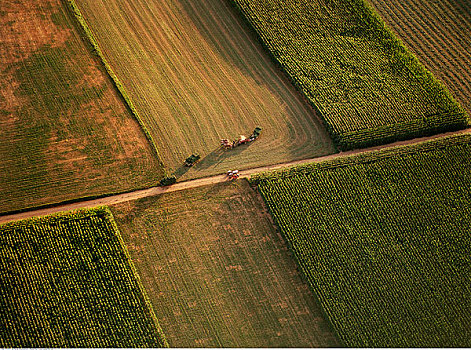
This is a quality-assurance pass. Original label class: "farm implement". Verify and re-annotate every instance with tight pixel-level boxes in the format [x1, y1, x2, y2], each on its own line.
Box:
[220, 127, 262, 149]
[226, 170, 240, 180]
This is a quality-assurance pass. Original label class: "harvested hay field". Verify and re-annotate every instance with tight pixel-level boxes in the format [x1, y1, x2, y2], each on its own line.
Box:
[72, 0, 336, 179]
[0, 0, 163, 213]
[111, 181, 339, 347]
[368, 0, 471, 117]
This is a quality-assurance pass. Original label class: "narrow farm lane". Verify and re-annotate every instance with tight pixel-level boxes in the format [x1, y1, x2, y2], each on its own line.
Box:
[1, 128, 469, 224]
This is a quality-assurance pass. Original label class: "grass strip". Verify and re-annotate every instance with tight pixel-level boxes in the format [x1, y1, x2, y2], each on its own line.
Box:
[65, 0, 166, 173]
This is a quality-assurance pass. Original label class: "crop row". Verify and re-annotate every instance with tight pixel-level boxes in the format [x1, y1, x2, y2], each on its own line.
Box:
[368, 0, 471, 116]
[252, 134, 471, 346]
[230, 0, 468, 150]
[0, 208, 167, 348]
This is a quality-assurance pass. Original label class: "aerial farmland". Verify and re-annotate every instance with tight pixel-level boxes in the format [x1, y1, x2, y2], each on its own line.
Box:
[1, 0, 470, 348]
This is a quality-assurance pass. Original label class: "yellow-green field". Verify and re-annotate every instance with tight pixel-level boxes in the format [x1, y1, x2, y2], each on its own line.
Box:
[72, 0, 336, 179]
[0, 0, 163, 213]
[111, 181, 339, 347]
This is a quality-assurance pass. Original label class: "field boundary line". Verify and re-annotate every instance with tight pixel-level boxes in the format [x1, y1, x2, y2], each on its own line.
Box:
[229, 0, 469, 150]
[64, 0, 166, 173]
[106, 208, 170, 348]
[1, 128, 468, 224]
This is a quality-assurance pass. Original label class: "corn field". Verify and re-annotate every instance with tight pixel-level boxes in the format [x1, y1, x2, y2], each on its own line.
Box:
[0, 208, 167, 348]
[231, 0, 468, 150]
[252, 134, 471, 347]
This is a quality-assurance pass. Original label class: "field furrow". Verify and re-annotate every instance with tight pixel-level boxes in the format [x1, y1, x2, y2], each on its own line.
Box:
[0, 0, 164, 213]
[368, 0, 471, 116]
[111, 181, 340, 347]
[71, 0, 335, 179]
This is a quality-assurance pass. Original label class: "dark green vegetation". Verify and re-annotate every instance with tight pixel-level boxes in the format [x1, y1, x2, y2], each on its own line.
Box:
[0, 0, 163, 214]
[112, 181, 339, 347]
[231, 0, 468, 150]
[368, 0, 471, 117]
[0, 208, 167, 348]
[252, 134, 471, 347]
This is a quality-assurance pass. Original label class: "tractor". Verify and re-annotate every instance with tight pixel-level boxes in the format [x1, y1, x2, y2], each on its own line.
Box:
[184, 154, 200, 167]
[160, 176, 177, 186]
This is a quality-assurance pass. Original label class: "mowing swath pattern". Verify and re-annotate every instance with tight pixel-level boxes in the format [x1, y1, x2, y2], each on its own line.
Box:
[231, 0, 468, 150]
[368, 0, 471, 117]
[253, 135, 471, 347]
[71, 0, 335, 179]
[0, 208, 167, 348]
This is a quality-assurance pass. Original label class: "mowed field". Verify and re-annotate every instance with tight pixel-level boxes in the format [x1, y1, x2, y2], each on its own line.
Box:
[253, 134, 471, 347]
[0, 0, 163, 214]
[0, 208, 167, 348]
[111, 181, 339, 347]
[72, 0, 336, 179]
[368, 0, 471, 117]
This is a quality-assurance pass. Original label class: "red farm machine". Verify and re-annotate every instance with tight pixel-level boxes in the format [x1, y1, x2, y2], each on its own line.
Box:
[220, 126, 262, 150]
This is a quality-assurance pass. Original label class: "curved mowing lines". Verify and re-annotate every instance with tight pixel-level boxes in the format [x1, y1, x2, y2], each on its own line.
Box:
[73, 0, 335, 178]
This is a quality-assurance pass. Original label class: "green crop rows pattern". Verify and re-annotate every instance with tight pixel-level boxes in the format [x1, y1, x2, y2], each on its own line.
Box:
[252, 134, 471, 347]
[0, 208, 167, 348]
[231, 0, 468, 150]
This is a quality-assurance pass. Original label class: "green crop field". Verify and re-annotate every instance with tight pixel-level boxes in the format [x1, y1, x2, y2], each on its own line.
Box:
[70, 0, 335, 179]
[368, 0, 471, 117]
[111, 181, 339, 347]
[252, 134, 471, 347]
[0, 207, 167, 348]
[0, 0, 163, 214]
[231, 0, 468, 150]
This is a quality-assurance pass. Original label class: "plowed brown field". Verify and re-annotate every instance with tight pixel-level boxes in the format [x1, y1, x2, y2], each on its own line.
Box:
[0, 0, 163, 213]
[368, 0, 471, 116]
[72, 0, 336, 180]
[111, 180, 339, 347]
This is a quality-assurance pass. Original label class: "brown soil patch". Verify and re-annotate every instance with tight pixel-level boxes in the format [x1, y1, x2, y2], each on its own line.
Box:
[0, 0, 163, 213]
[112, 181, 340, 347]
[0, 0, 70, 66]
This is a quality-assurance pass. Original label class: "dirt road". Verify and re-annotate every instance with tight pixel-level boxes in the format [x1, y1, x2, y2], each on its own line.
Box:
[1, 128, 469, 224]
